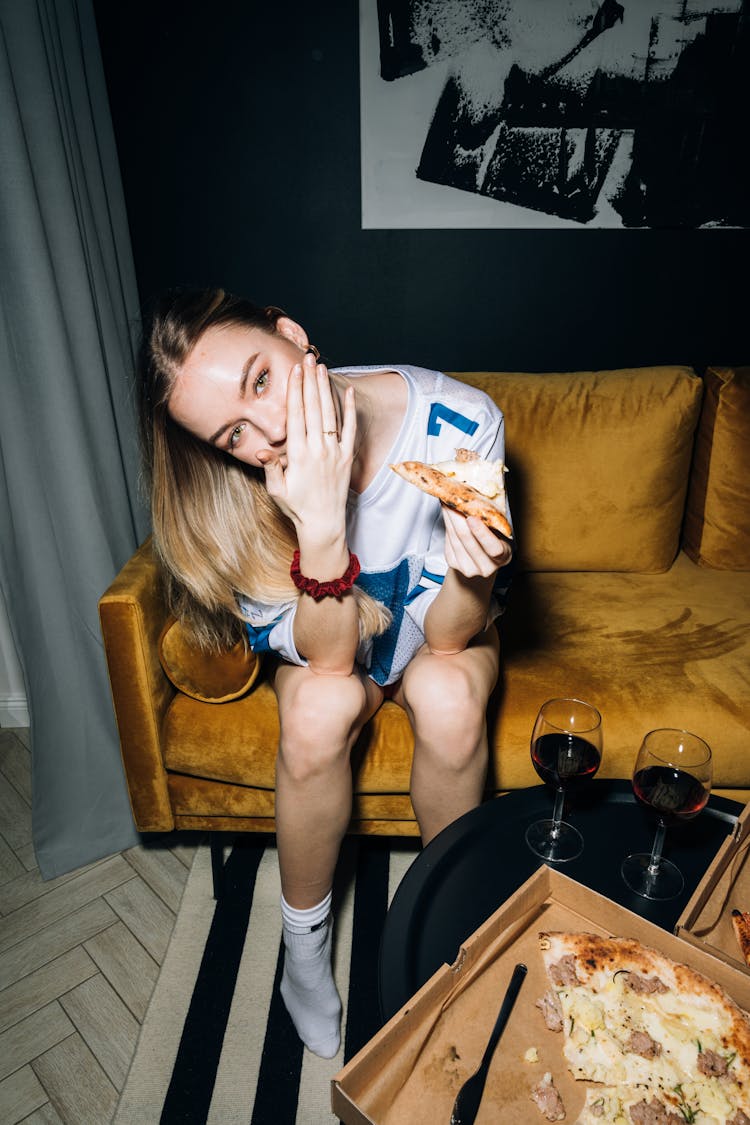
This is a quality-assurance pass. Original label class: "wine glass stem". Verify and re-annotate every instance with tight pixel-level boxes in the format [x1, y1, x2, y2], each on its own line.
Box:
[647, 822, 667, 878]
[550, 788, 565, 839]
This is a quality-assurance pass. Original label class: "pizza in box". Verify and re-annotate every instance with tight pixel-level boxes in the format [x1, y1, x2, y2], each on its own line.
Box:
[530, 932, 750, 1124]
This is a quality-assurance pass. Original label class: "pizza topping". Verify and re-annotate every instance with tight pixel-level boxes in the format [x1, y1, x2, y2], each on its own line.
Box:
[696, 1048, 729, 1077]
[537, 989, 565, 1032]
[625, 1030, 662, 1059]
[729, 1111, 750, 1125]
[579, 1088, 629, 1122]
[548, 955, 583, 988]
[628, 1097, 683, 1124]
[627, 973, 668, 995]
[530, 1071, 566, 1121]
[431, 452, 507, 501]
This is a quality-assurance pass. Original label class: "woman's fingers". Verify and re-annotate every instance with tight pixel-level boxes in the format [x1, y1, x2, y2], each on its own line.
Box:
[316, 363, 340, 441]
[285, 363, 306, 450]
[465, 516, 512, 565]
[274, 353, 353, 531]
[339, 383, 356, 455]
[442, 509, 512, 576]
[260, 454, 285, 498]
[290, 352, 342, 447]
[301, 352, 325, 437]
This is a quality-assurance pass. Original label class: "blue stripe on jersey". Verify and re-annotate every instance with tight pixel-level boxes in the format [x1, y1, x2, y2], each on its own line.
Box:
[355, 560, 414, 685]
[404, 584, 426, 606]
[403, 566, 444, 606]
[244, 619, 280, 653]
[427, 403, 480, 438]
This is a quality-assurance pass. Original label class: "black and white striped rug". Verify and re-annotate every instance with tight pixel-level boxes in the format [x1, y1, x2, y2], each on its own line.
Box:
[115, 835, 419, 1124]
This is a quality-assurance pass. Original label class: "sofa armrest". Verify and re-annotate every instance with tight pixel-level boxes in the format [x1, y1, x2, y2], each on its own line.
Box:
[99, 538, 176, 832]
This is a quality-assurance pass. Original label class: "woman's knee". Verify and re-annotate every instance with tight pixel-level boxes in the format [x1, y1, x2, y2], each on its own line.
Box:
[277, 671, 368, 780]
[406, 659, 489, 754]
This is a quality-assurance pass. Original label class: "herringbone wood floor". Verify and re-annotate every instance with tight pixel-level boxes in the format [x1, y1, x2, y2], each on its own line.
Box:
[0, 725, 197, 1124]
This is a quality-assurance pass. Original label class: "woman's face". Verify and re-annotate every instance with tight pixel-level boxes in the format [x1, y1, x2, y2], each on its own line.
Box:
[168, 317, 307, 468]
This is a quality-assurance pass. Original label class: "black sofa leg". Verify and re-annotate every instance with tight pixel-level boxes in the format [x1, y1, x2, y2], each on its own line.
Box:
[210, 832, 225, 901]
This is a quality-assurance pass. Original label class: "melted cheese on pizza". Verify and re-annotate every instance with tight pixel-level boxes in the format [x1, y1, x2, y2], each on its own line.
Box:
[576, 1080, 735, 1124]
[539, 934, 750, 1125]
[432, 457, 507, 501]
[561, 975, 741, 1115]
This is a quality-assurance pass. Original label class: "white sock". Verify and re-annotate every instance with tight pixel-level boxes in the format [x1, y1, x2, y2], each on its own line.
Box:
[280, 891, 342, 1058]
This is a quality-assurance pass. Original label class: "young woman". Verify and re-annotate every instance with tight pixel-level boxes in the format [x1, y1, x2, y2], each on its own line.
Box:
[138, 287, 513, 1058]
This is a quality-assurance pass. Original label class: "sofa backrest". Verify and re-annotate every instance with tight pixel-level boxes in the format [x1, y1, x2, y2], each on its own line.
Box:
[449, 367, 702, 573]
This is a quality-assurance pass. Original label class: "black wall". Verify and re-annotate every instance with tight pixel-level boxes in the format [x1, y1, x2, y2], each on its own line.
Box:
[94, 0, 748, 373]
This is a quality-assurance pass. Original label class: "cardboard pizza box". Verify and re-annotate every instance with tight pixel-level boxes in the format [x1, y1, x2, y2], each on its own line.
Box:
[331, 865, 750, 1125]
[676, 799, 750, 975]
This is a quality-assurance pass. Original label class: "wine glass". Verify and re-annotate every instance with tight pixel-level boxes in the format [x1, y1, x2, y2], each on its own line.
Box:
[621, 728, 712, 901]
[525, 698, 602, 863]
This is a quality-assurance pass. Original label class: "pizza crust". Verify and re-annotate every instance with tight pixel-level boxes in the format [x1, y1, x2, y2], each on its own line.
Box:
[732, 911, 750, 969]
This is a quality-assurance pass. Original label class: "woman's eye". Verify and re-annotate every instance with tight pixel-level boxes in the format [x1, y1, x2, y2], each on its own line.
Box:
[229, 423, 246, 449]
[254, 369, 269, 395]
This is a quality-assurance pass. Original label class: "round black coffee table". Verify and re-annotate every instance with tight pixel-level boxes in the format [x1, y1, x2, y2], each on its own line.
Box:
[379, 779, 740, 1021]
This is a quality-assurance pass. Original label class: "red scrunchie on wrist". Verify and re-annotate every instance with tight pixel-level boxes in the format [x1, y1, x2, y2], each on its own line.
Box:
[290, 550, 361, 600]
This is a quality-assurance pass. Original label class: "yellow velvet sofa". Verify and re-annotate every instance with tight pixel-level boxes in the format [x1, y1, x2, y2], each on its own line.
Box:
[99, 365, 750, 845]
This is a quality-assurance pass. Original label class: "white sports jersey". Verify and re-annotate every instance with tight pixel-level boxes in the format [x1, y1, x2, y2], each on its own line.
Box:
[240, 365, 512, 685]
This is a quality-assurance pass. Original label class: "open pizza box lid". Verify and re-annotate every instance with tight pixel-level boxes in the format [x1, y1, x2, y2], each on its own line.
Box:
[332, 864, 750, 1125]
[676, 798, 750, 974]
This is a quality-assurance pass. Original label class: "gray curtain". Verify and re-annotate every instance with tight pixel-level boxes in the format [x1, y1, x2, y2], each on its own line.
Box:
[0, 0, 149, 877]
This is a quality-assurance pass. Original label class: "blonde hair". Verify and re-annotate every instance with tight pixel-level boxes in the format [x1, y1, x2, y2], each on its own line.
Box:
[138, 287, 390, 650]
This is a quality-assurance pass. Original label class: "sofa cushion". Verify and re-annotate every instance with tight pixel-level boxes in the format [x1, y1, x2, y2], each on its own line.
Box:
[449, 367, 702, 573]
[493, 554, 750, 793]
[683, 366, 750, 570]
[161, 555, 750, 799]
[158, 618, 262, 702]
[162, 683, 420, 799]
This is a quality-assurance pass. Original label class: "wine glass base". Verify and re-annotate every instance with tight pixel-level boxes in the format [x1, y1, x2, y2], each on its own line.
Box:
[621, 852, 684, 900]
[525, 818, 583, 863]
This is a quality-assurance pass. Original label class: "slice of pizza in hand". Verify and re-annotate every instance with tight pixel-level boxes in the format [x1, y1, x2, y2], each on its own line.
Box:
[535, 931, 750, 1125]
[391, 448, 513, 540]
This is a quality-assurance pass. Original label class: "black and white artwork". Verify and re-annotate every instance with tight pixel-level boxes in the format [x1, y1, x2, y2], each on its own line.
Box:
[360, 0, 749, 228]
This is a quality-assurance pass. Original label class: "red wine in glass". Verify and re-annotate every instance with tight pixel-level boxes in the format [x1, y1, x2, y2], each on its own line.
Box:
[632, 765, 710, 825]
[622, 729, 712, 900]
[526, 699, 603, 862]
[532, 733, 601, 790]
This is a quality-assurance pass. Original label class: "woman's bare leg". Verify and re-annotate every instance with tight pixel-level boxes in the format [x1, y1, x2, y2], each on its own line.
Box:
[271, 662, 383, 1057]
[272, 662, 383, 907]
[393, 627, 499, 846]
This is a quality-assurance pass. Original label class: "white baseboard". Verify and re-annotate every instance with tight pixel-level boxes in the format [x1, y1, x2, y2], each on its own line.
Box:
[0, 693, 30, 728]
